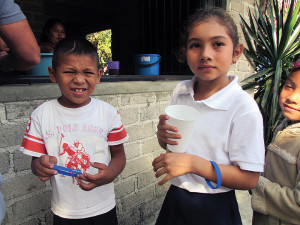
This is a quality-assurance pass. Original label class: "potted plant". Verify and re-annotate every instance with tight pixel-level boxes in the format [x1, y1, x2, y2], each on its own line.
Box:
[240, 0, 300, 145]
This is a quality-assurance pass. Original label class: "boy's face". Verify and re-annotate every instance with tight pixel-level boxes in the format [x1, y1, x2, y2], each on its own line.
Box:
[49, 53, 101, 108]
[279, 71, 300, 123]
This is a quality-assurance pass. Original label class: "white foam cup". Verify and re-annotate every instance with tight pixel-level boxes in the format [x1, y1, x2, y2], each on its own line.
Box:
[165, 105, 199, 153]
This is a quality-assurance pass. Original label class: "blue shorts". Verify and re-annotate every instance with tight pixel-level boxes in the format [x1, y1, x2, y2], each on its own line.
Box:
[53, 207, 118, 225]
[156, 185, 242, 225]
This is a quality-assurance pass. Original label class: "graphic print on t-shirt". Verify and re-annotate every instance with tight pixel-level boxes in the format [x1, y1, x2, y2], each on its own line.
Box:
[59, 133, 90, 184]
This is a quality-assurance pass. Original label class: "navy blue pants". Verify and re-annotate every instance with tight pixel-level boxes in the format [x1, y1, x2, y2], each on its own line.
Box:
[53, 207, 118, 225]
[156, 185, 242, 225]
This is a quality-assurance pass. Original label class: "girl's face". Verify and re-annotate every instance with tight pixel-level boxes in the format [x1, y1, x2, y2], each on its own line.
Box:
[48, 23, 66, 46]
[183, 19, 243, 87]
[49, 54, 101, 108]
[279, 71, 300, 123]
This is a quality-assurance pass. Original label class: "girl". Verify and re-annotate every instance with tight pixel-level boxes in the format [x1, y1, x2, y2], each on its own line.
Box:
[152, 8, 265, 225]
[252, 61, 300, 225]
[39, 18, 66, 53]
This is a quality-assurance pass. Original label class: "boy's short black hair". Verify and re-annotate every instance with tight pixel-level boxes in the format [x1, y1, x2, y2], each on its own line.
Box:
[52, 38, 99, 70]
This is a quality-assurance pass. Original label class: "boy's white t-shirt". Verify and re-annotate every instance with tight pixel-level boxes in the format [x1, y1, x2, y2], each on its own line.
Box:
[20, 98, 128, 219]
[170, 75, 265, 193]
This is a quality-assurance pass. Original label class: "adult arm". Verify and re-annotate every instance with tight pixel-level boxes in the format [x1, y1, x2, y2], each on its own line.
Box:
[0, 19, 40, 71]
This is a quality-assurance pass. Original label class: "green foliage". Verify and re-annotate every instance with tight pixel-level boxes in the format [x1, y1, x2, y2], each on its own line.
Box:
[86, 30, 112, 69]
[240, 0, 300, 145]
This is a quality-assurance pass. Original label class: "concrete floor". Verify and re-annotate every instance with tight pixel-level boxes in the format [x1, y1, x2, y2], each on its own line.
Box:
[236, 190, 253, 225]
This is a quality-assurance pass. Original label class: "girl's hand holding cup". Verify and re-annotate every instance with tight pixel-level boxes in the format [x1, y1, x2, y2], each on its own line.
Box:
[157, 114, 181, 150]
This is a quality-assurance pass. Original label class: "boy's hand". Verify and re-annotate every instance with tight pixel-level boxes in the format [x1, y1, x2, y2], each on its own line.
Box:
[77, 162, 114, 191]
[157, 114, 181, 149]
[152, 153, 193, 185]
[31, 155, 58, 182]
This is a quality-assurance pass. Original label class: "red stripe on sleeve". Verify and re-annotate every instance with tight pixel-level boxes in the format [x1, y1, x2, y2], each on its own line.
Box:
[108, 127, 127, 142]
[24, 133, 44, 142]
[21, 138, 47, 154]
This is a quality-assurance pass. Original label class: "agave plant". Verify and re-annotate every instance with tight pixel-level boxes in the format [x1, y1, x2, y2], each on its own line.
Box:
[240, 0, 300, 145]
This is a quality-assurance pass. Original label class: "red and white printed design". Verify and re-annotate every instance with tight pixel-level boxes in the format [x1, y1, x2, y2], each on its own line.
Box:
[59, 134, 90, 184]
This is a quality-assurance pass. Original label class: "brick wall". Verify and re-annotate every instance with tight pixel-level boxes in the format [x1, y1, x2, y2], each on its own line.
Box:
[0, 81, 178, 225]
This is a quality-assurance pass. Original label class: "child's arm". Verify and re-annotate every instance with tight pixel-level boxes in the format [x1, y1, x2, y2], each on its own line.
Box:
[252, 165, 300, 223]
[78, 144, 126, 191]
[31, 155, 58, 182]
[153, 153, 259, 189]
[157, 114, 181, 150]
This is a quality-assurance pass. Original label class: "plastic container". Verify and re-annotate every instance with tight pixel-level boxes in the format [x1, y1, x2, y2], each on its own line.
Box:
[134, 54, 161, 75]
[108, 61, 120, 75]
[27, 53, 53, 76]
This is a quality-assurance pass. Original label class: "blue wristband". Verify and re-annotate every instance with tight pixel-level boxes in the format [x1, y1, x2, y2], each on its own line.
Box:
[205, 161, 222, 189]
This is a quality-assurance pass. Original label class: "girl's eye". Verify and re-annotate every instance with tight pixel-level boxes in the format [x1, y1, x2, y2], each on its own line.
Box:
[189, 43, 200, 49]
[285, 83, 293, 89]
[214, 42, 224, 47]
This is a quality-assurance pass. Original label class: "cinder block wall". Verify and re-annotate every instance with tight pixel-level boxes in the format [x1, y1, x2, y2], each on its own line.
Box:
[0, 81, 179, 225]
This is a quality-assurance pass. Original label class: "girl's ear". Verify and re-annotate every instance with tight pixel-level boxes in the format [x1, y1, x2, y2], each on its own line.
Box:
[182, 47, 187, 57]
[232, 44, 244, 63]
[48, 66, 57, 83]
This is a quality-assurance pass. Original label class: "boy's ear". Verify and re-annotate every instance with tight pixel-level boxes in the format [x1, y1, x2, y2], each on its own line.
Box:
[96, 68, 102, 84]
[232, 44, 244, 63]
[48, 66, 57, 83]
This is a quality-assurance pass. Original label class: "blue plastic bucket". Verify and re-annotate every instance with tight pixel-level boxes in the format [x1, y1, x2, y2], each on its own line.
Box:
[135, 54, 161, 75]
[27, 53, 53, 76]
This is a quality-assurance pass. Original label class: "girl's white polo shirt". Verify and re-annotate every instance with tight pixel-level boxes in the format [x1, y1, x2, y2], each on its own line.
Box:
[169, 75, 265, 193]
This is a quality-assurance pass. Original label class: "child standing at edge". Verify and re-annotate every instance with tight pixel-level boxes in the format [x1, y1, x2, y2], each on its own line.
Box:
[20, 38, 128, 225]
[152, 8, 265, 225]
[252, 61, 300, 225]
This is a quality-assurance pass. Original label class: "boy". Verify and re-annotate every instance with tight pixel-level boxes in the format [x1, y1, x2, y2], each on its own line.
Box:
[252, 61, 300, 224]
[20, 38, 128, 225]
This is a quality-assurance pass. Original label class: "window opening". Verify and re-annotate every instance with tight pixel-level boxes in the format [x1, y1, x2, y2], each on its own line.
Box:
[86, 29, 112, 75]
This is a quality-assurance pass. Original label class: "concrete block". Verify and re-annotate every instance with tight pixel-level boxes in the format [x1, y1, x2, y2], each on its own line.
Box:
[0, 104, 6, 124]
[121, 155, 153, 179]
[140, 196, 165, 221]
[2, 174, 45, 200]
[137, 170, 157, 189]
[124, 142, 140, 160]
[118, 209, 141, 225]
[115, 177, 136, 199]
[244, 0, 255, 5]
[126, 123, 156, 142]
[238, 60, 250, 72]
[155, 91, 173, 103]
[5, 101, 43, 121]
[0, 123, 27, 148]
[94, 95, 121, 108]
[17, 218, 41, 225]
[121, 186, 154, 212]
[0, 152, 10, 174]
[155, 183, 170, 198]
[231, 0, 244, 14]
[119, 107, 139, 125]
[140, 105, 159, 122]
[11, 191, 51, 220]
[13, 150, 32, 172]
[141, 137, 161, 155]
[121, 93, 156, 106]
[158, 102, 169, 115]
[45, 210, 54, 225]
